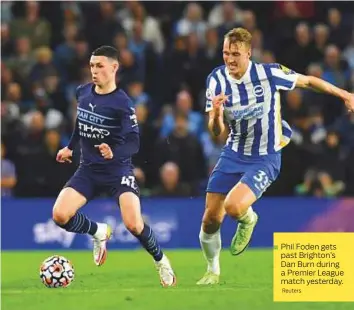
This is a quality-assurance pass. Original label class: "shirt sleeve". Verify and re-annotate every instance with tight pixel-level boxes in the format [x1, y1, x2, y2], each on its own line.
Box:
[67, 85, 82, 150]
[111, 100, 140, 158]
[270, 64, 298, 91]
[117, 100, 139, 136]
[205, 73, 218, 112]
[67, 118, 80, 151]
[112, 132, 140, 158]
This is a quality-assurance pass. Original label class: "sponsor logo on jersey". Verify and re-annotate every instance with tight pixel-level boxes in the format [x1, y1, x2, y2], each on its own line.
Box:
[226, 103, 265, 120]
[78, 122, 110, 139]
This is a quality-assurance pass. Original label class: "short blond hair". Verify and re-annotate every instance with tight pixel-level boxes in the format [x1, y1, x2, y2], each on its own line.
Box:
[224, 27, 252, 48]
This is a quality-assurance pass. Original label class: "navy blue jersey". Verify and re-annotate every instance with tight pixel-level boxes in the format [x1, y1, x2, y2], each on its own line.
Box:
[68, 83, 139, 171]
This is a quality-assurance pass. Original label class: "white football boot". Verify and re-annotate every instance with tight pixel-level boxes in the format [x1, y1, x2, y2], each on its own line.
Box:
[154, 254, 177, 287]
[92, 223, 112, 266]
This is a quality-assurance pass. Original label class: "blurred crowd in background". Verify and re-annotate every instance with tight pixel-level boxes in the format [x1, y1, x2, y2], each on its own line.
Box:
[1, 1, 354, 199]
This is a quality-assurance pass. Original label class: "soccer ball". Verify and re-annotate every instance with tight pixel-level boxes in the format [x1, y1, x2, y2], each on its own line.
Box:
[39, 255, 75, 288]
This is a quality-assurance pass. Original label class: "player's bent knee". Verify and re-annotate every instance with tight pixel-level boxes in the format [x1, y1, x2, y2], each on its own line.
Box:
[52, 207, 72, 225]
[202, 214, 223, 226]
[124, 219, 144, 235]
[202, 193, 226, 233]
[223, 199, 247, 218]
[202, 213, 222, 234]
[224, 183, 257, 218]
[119, 192, 144, 235]
[52, 187, 87, 225]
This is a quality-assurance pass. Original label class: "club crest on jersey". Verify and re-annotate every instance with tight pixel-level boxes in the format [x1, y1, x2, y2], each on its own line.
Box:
[253, 85, 265, 97]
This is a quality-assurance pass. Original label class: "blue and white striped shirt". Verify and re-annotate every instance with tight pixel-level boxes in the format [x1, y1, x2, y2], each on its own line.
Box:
[205, 62, 297, 156]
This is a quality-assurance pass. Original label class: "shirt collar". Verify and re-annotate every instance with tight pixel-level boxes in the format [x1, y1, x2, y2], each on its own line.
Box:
[225, 60, 252, 84]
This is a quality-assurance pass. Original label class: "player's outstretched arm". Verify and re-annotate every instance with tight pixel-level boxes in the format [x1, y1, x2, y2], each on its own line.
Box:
[295, 74, 354, 112]
[208, 94, 229, 137]
[56, 118, 79, 163]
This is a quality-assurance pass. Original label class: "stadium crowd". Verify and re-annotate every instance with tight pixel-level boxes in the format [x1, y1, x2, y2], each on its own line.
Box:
[1, 1, 354, 198]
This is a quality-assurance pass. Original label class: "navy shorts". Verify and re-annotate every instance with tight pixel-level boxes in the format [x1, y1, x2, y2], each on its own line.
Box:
[207, 149, 281, 199]
[64, 165, 140, 201]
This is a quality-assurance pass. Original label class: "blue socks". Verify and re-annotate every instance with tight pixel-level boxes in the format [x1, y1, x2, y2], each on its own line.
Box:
[56, 212, 98, 235]
[56, 214, 162, 262]
[133, 223, 163, 261]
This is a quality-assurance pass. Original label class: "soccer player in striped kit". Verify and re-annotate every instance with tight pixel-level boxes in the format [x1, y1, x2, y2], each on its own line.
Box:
[197, 28, 354, 285]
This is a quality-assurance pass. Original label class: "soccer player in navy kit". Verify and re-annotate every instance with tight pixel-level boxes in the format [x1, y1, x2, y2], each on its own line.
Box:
[53, 46, 176, 287]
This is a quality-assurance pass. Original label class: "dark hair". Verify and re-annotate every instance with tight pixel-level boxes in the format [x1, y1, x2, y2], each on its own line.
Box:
[92, 45, 118, 60]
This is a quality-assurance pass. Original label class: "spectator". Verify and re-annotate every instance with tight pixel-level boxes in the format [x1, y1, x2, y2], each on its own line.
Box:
[208, 2, 243, 32]
[312, 24, 330, 63]
[128, 20, 159, 91]
[66, 36, 90, 83]
[272, 1, 302, 53]
[13, 111, 48, 197]
[1, 1, 13, 23]
[327, 8, 351, 50]
[54, 23, 79, 80]
[88, 2, 123, 49]
[295, 131, 346, 197]
[174, 2, 207, 44]
[42, 73, 69, 116]
[152, 162, 194, 197]
[1, 142, 17, 197]
[132, 103, 158, 187]
[331, 113, 354, 153]
[5, 36, 35, 80]
[321, 45, 351, 124]
[10, 1, 51, 49]
[113, 31, 128, 51]
[22, 84, 64, 131]
[161, 34, 189, 103]
[160, 90, 204, 140]
[133, 167, 151, 197]
[1, 23, 15, 59]
[42, 129, 73, 196]
[242, 10, 257, 34]
[279, 22, 317, 74]
[251, 29, 264, 63]
[117, 49, 141, 90]
[122, 2, 165, 54]
[155, 112, 207, 189]
[343, 30, 354, 70]
[203, 27, 222, 75]
[30, 46, 57, 84]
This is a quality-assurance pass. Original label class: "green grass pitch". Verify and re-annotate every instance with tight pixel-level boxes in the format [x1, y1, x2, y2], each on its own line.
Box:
[1, 249, 352, 310]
